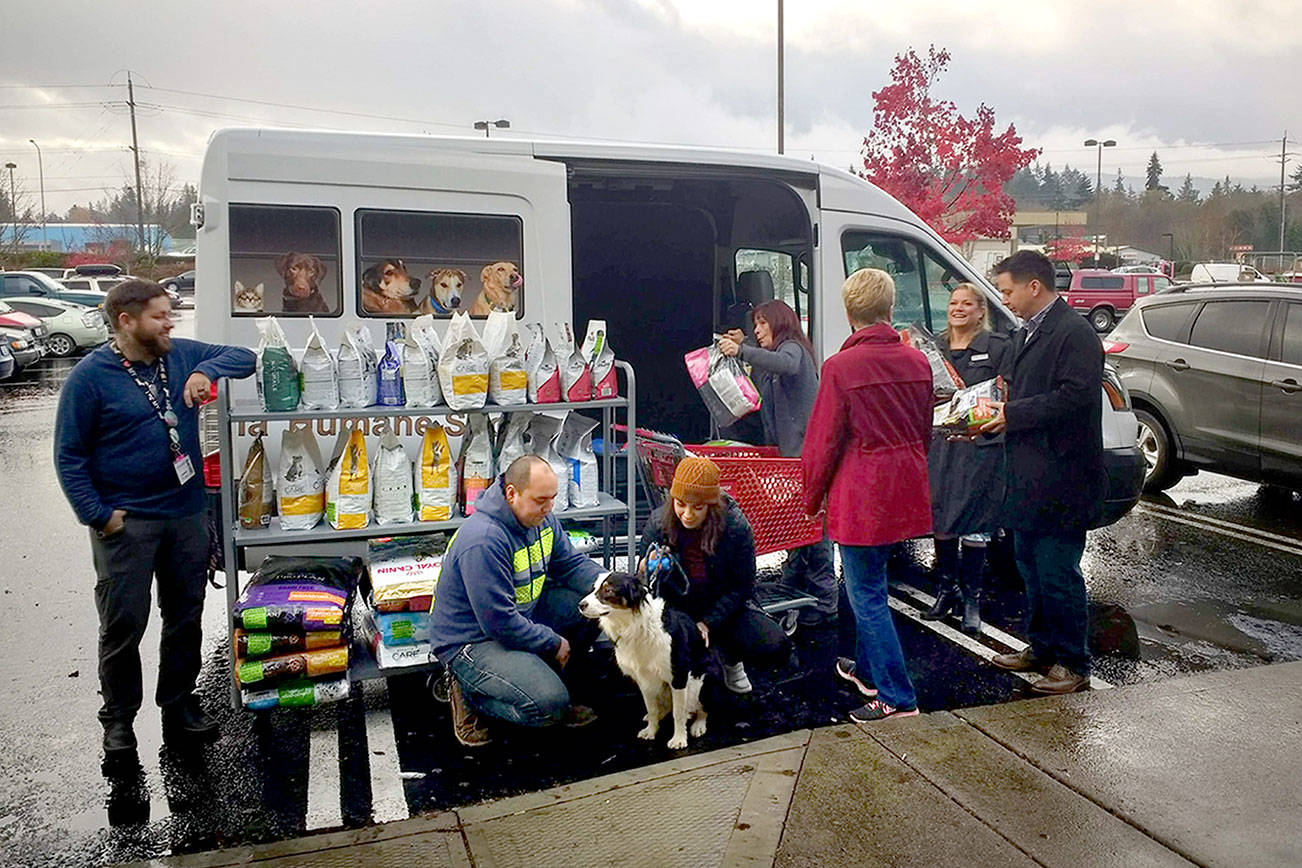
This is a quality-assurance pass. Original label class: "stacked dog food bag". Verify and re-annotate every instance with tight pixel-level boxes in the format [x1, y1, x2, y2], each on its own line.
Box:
[358, 535, 447, 669]
[232, 556, 363, 709]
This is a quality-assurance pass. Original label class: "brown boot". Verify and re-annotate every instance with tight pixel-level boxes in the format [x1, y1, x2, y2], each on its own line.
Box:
[449, 679, 491, 747]
[1031, 664, 1089, 695]
[991, 647, 1046, 672]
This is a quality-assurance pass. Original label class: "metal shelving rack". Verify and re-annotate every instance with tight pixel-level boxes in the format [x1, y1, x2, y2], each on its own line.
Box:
[216, 360, 637, 704]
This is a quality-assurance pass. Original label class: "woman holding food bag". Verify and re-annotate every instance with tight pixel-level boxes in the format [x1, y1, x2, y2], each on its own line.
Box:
[921, 284, 1010, 635]
[717, 300, 835, 626]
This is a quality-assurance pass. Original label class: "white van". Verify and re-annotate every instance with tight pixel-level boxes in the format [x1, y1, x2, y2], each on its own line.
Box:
[194, 128, 1143, 523]
[1189, 262, 1270, 283]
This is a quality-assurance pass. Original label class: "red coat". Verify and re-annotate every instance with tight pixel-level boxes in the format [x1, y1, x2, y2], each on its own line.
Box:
[801, 323, 934, 547]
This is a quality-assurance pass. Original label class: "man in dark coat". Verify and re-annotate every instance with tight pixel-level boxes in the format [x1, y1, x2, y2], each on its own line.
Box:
[980, 251, 1103, 695]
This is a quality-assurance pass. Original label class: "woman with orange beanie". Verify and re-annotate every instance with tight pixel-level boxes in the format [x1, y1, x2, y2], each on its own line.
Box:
[641, 456, 789, 693]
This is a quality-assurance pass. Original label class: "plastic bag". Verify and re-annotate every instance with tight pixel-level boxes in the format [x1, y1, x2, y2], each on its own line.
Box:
[934, 376, 1008, 435]
[235, 629, 343, 660]
[236, 646, 349, 689]
[438, 312, 489, 410]
[325, 428, 370, 530]
[377, 339, 406, 407]
[483, 311, 529, 405]
[277, 428, 325, 531]
[238, 434, 273, 530]
[372, 430, 414, 525]
[459, 413, 496, 516]
[496, 412, 535, 475]
[256, 317, 300, 411]
[528, 411, 570, 512]
[338, 324, 378, 408]
[233, 555, 362, 630]
[549, 322, 591, 403]
[684, 343, 761, 428]
[299, 317, 339, 410]
[405, 316, 442, 407]
[368, 535, 445, 610]
[241, 677, 350, 710]
[907, 321, 965, 400]
[524, 323, 561, 403]
[415, 423, 457, 521]
[557, 413, 600, 508]
[581, 319, 618, 399]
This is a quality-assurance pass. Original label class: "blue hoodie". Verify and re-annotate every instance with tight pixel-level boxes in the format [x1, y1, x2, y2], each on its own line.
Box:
[430, 477, 601, 663]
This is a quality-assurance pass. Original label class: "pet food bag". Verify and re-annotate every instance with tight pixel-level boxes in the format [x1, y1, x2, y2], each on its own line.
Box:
[256, 317, 301, 411]
[934, 376, 1008, 435]
[528, 411, 570, 512]
[684, 343, 762, 428]
[907, 322, 965, 401]
[235, 646, 349, 689]
[233, 555, 363, 631]
[415, 423, 457, 521]
[368, 536, 445, 611]
[338, 324, 379, 408]
[496, 412, 535, 474]
[325, 428, 371, 530]
[364, 608, 430, 648]
[241, 677, 350, 711]
[524, 323, 561, 403]
[372, 431, 414, 525]
[483, 311, 529, 405]
[459, 413, 496, 516]
[235, 629, 343, 660]
[238, 434, 273, 530]
[277, 428, 326, 531]
[377, 339, 406, 407]
[549, 322, 591, 403]
[581, 319, 618, 399]
[299, 317, 340, 410]
[405, 316, 442, 407]
[438, 312, 490, 410]
[557, 413, 600, 508]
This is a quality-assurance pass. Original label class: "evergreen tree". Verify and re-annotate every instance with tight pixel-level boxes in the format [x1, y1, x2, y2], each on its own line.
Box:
[1112, 168, 1127, 197]
[1039, 163, 1065, 209]
[1291, 163, 1302, 192]
[1177, 173, 1199, 203]
[1145, 152, 1165, 191]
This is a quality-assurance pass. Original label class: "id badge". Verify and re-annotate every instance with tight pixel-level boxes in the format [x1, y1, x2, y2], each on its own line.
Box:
[173, 453, 196, 485]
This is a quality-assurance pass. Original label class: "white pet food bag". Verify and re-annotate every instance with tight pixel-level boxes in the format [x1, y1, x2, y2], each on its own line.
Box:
[482, 311, 529, 405]
[415, 423, 457, 522]
[437, 313, 489, 410]
[549, 322, 591, 403]
[523, 323, 561, 403]
[338, 324, 378, 408]
[496, 412, 535, 474]
[557, 414, 601, 508]
[277, 428, 325, 531]
[403, 331, 439, 408]
[325, 428, 371, 530]
[528, 411, 570, 512]
[410, 315, 443, 406]
[459, 414, 496, 516]
[299, 317, 340, 410]
[581, 319, 618, 399]
[372, 431, 414, 525]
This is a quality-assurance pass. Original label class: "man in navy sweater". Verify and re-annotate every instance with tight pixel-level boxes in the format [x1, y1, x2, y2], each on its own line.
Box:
[55, 280, 255, 762]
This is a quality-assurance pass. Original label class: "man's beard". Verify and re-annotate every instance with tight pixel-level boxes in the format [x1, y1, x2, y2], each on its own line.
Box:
[137, 332, 171, 357]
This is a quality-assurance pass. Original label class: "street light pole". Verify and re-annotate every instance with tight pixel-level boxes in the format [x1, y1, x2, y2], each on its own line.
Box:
[473, 119, 510, 138]
[777, 0, 784, 155]
[4, 162, 16, 252]
[28, 140, 46, 251]
[1084, 138, 1117, 266]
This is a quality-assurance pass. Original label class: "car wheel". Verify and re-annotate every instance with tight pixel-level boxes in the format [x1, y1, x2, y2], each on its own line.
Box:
[1135, 408, 1180, 493]
[165, 282, 179, 293]
[1090, 307, 1115, 331]
[46, 333, 77, 358]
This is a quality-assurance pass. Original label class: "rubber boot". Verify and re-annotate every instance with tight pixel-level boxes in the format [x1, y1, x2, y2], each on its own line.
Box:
[923, 537, 961, 621]
[959, 542, 985, 635]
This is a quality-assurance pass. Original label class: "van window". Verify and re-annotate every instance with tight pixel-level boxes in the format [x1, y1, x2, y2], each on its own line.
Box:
[1282, 304, 1302, 366]
[229, 205, 342, 317]
[842, 232, 964, 330]
[1080, 276, 1125, 290]
[734, 249, 811, 337]
[356, 209, 524, 318]
[1141, 302, 1196, 342]
[1189, 300, 1270, 357]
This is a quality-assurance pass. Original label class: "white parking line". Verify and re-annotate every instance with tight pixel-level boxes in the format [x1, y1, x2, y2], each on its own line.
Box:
[1137, 502, 1302, 556]
[364, 695, 410, 824]
[305, 725, 342, 831]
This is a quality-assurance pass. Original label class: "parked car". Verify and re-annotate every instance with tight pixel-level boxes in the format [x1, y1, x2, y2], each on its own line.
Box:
[1112, 265, 1163, 274]
[0, 342, 15, 381]
[1189, 262, 1270, 283]
[1104, 283, 1302, 493]
[1, 296, 108, 357]
[0, 270, 107, 310]
[1066, 269, 1175, 331]
[161, 269, 195, 294]
[0, 327, 42, 371]
[0, 300, 50, 355]
[62, 263, 123, 280]
[62, 273, 180, 309]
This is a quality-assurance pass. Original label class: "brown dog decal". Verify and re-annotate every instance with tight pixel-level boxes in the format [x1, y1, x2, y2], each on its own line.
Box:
[276, 252, 329, 313]
[470, 261, 522, 315]
[361, 259, 426, 315]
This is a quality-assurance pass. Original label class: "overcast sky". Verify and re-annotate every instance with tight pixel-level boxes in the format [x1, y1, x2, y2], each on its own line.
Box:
[1, 0, 1297, 219]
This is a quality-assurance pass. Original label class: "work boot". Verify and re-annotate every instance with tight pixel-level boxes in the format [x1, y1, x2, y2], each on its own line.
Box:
[562, 705, 599, 728]
[448, 678, 491, 747]
[961, 593, 982, 635]
[991, 647, 1046, 672]
[102, 718, 138, 759]
[724, 662, 753, 694]
[161, 696, 219, 747]
[923, 537, 961, 620]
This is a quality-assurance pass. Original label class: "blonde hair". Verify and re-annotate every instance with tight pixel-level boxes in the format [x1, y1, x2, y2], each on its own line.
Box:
[841, 268, 895, 326]
[945, 283, 992, 334]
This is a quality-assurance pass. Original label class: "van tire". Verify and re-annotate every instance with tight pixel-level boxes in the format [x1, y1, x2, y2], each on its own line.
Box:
[1089, 307, 1115, 331]
[1135, 409, 1179, 492]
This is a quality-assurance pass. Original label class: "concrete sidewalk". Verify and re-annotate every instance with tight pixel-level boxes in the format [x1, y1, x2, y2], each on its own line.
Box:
[125, 662, 1302, 868]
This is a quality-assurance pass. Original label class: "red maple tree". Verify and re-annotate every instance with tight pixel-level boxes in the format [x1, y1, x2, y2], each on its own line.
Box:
[1044, 235, 1092, 263]
[859, 47, 1039, 244]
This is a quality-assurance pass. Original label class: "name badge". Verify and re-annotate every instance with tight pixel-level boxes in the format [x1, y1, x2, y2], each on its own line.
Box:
[971, 353, 989, 362]
[174, 453, 196, 485]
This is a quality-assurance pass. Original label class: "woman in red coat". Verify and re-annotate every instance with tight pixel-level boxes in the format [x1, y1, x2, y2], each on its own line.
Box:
[801, 268, 933, 722]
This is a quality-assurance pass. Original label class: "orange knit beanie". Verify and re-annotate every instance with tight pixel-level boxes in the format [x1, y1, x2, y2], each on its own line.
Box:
[670, 456, 722, 503]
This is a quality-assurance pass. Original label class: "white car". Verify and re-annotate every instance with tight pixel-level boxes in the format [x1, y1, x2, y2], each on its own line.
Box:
[2, 296, 109, 357]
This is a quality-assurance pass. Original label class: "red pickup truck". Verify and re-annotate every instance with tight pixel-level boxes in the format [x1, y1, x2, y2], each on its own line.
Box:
[1065, 270, 1173, 331]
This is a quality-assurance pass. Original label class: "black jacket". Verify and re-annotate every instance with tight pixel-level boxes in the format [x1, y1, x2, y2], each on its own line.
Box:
[1001, 297, 1105, 531]
[641, 499, 756, 629]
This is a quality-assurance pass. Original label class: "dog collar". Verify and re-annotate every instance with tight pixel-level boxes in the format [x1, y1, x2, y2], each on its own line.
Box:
[428, 297, 453, 315]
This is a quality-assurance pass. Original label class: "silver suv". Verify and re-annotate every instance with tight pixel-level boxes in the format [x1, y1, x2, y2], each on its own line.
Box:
[1104, 283, 1302, 493]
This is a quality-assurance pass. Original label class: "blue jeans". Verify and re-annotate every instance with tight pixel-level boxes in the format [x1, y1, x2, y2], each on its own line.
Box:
[840, 544, 917, 709]
[447, 640, 570, 728]
[1013, 530, 1090, 677]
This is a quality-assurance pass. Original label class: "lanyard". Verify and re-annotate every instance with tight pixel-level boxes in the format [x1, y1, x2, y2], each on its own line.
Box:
[111, 342, 183, 458]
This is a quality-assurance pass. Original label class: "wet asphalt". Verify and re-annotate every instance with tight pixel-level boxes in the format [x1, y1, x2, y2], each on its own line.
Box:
[1, 313, 1299, 866]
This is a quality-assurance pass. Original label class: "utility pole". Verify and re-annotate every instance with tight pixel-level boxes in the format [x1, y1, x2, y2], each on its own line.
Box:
[127, 72, 147, 256]
[28, 140, 46, 250]
[777, 0, 784, 155]
[1280, 132, 1288, 256]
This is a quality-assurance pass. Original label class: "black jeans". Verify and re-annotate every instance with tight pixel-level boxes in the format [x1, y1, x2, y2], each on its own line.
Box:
[1013, 529, 1090, 677]
[89, 512, 209, 724]
[712, 604, 789, 666]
